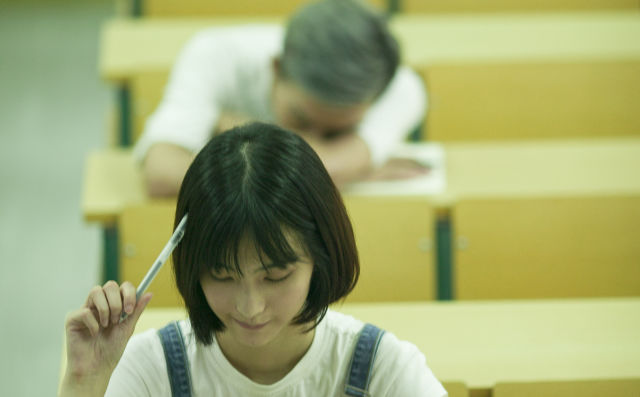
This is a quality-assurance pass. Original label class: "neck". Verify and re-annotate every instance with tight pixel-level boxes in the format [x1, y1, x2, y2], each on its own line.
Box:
[216, 324, 315, 384]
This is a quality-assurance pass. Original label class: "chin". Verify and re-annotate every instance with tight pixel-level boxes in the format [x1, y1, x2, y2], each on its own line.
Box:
[234, 327, 278, 347]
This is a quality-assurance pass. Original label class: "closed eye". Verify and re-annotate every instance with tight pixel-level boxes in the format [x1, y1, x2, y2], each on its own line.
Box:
[265, 273, 291, 283]
[210, 274, 234, 282]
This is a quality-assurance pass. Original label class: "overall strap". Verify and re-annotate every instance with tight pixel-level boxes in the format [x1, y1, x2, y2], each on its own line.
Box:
[158, 321, 193, 397]
[344, 323, 386, 397]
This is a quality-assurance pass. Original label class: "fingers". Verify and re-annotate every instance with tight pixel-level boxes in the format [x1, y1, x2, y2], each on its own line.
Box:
[85, 281, 139, 328]
[120, 281, 137, 316]
[86, 285, 110, 328]
[103, 281, 123, 325]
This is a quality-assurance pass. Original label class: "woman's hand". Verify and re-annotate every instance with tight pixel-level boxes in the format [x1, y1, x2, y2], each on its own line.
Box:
[366, 157, 431, 181]
[59, 281, 152, 397]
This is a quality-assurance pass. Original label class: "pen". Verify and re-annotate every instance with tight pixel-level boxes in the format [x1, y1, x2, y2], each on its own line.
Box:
[120, 214, 188, 322]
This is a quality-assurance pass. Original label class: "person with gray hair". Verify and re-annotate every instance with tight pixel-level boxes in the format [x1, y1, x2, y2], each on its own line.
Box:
[135, 0, 427, 197]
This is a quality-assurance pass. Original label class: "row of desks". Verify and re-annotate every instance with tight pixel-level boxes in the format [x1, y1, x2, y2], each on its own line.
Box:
[89, 11, 640, 301]
[99, 12, 640, 144]
[60, 298, 640, 394]
[100, 12, 640, 80]
[82, 138, 640, 303]
[122, 0, 640, 18]
[83, 138, 640, 224]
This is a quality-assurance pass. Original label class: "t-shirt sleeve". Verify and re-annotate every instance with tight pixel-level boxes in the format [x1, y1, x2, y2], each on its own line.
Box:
[369, 333, 447, 397]
[132, 30, 229, 162]
[104, 329, 171, 397]
[356, 66, 427, 167]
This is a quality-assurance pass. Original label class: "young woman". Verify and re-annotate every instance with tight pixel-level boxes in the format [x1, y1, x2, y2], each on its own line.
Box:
[60, 123, 446, 397]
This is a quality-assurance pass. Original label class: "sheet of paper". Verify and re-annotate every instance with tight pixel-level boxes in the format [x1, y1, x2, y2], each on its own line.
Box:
[342, 143, 446, 196]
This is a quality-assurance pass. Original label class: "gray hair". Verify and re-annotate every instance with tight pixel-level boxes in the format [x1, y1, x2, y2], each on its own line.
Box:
[279, 0, 399, 105]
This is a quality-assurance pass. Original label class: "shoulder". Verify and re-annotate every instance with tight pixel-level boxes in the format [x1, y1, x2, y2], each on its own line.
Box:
[324, 311, 421, 367]
[106, 327, 171, 396]
[371, 330, 447, 397]
[324, 311, 446, 397]
[321, 310, 366, 345]
[184, 24, 283, 55]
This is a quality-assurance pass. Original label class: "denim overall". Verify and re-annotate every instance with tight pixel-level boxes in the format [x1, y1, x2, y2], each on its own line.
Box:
[158, 322, 386, 397]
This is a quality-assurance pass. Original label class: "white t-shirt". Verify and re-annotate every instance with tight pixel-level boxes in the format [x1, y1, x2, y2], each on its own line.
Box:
[105, 310, 447, 397]
[133, 25, 427, 167]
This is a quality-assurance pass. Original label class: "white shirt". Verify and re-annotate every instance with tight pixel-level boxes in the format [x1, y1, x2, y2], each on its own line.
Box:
[105, 310, 447, 396]
[133, 25, 427, 167]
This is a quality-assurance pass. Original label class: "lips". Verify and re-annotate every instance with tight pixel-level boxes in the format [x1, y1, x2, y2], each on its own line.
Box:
[234, 319, 269, 330]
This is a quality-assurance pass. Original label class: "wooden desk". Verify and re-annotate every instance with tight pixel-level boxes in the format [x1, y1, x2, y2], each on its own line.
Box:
[493, 378, 640, 397]
[84, 138, 640, 222]
[445, 138, 640, 199]
[402, 0, 639, 13]
[81, 148, 147, 224]
[99, 13, 640, 143]
[444, 138, 640, 299]
[82, 138, 640, 298]
[100, 13, 640, 81]
[128, 0, 387, 18]
[62, 298, 640, 394]
[119, 0, 636, 17]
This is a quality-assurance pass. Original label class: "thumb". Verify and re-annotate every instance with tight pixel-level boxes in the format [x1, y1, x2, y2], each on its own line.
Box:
[122, 293, 153, 329]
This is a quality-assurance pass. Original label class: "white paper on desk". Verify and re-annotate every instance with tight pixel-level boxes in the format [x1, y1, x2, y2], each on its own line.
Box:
[342, 143, 446, 196]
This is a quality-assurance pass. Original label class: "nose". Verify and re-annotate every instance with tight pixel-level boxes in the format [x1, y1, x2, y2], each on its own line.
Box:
[235, 283, 265, 320]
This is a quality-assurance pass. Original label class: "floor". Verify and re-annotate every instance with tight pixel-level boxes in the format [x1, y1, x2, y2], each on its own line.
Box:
[0, 1, 113, 394]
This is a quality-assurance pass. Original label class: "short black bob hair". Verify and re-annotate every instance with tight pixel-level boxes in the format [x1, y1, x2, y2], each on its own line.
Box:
[172, 122, 359, 345]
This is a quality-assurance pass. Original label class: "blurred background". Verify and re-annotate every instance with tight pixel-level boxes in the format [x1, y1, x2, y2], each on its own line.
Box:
[1, 0, 638, 395]
[0, 0, 112, 394]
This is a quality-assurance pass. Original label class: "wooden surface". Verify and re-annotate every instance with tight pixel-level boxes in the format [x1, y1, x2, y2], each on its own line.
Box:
[120, 298, 640, 391]
[440, 382, 469, 397]
[403, 0, 640, 13]
[343, 196, 435, 301]
[99, 17, 282, 82]
[424, 60, 640, 141]
[444, 138, 640, 199]
[119, 202, 180, 307]
[100, 13, 640, 143]
[99, 12, 640, 81]
[83, 138, 640, 223]
[443, 139, 640, 300]
[493, 378, 640, 397]
[139, 0, 386, 17]
[391, 12, 640, 66]
[453, 195, 640, 299]
[81, 149, 146, 224]
[130, 71, 169, 143]
[128, 60, 640, 144]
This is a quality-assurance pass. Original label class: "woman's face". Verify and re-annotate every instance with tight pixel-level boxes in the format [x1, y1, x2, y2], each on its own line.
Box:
[199, 235, 314, 348]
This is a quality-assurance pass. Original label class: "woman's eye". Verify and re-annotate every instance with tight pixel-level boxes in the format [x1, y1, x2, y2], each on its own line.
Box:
[266, 273, 291, 283]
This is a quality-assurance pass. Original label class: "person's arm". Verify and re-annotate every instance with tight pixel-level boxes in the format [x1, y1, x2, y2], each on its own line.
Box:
[136, 29, 255, 197]
[58, 282, 152, 397]
[296, 130, 372, 187]
[143, 143, 195, 198]
[142, 111, 254, 197]
[356, 67, 427, 168]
